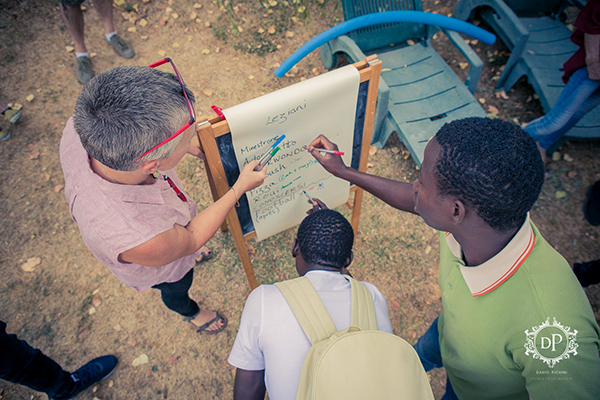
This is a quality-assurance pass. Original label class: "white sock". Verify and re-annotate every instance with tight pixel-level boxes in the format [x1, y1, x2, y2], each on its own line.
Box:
[105, 32, 116, 42]
[75, 52, 90, 59]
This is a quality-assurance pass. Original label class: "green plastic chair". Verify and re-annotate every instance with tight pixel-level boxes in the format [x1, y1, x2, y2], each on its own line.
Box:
[455, 0, 600, 155]
[320, 0, 486, 167]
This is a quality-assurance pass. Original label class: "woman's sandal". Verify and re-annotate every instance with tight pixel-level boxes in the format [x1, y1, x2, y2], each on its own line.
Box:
[183, 311, 228, 335]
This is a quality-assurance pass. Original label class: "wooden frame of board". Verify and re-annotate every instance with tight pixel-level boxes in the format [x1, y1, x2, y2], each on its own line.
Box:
[196, 56, 381, 290]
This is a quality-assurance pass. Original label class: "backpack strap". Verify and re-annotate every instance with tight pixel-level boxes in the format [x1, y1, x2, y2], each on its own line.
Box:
[275, 275, 379, 344]
[275, 277, 337, 345]
[348, 277, 378, 331]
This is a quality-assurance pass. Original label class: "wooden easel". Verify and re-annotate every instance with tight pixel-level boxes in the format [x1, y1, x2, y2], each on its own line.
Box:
[196, 56, 381, 290]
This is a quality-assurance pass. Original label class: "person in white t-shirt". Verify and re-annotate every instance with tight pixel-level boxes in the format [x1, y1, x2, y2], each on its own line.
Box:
[228, 208, 393, 400]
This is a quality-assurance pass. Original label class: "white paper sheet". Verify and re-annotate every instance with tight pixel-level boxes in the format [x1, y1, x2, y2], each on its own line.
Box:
[223, 65, 360, 241]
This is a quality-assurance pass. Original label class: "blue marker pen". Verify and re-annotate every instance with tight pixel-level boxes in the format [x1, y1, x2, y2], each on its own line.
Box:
[257, 135, 286, 164]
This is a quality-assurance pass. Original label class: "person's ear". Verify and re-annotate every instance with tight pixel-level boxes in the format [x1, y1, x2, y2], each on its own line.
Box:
[451, 199, 466, 225]
[292, 238, 300, 258]
[140, 160, 159, 175]
[344, 250, 354, 268]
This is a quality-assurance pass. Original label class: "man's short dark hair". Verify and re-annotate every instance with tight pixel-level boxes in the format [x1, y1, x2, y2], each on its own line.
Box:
[296, 209, 354, 269]
[434, 117, 545, 233]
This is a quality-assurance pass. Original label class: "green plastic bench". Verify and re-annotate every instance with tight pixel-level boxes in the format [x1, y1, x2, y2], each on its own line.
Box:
[320, 0, 487, 167]
[455, 0, 600, 155]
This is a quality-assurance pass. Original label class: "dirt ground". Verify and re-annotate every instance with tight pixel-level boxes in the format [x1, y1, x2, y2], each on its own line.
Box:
[1, 0, 599, 399]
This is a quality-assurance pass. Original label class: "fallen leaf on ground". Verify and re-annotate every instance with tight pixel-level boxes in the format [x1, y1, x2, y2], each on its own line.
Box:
[139, 19, 148, 27]
[495, 90, 509, 100]
[552, 152, 561, 161]
[555, 190, 567, 199]
[26, 94, 34, 102]
[114, 0, 125, 5]
[202, 49, 210, 54]
[21, 257, 41, 272]
[29, 150, 40, 159]
[369, 146, 377, 155]
[258, 27, 265, 33]
[54, 184, 64, 193]
[285, 31, 294, 38]
[88, 307, 96, 315]
[248, 75, 254, 80]
[169, 356, 179, 365]
[158, 50, 167, 56]
[487, 105, 500, 114]
[203, 89, 212, 96]
[171, 13, 179, 19]
[92, 298, 101, 307]
[458, 62, 468, 69]
[563, 154, 573, 162]
[193, 3, 202, 8]
[128, 337, 137, 346]
[190, 12, 197, 20]
[478, 98, 485, 104]
[66, 46, 74, 53]
[172, 42, 180, 47]
[132, 354, 149, 367]
[425, 245, 432, 254]
[407, 39, 415, 45]
[268, 26, 275, 34]
[114, 323, 122, 331]
[108, 380, 114, 388]
[390, 299, 401, 312]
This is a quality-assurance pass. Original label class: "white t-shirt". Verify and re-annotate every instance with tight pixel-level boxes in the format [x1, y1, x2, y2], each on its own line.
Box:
[228, 270, 393, 400]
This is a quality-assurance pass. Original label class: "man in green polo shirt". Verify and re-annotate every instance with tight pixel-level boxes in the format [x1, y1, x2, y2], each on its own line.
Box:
[307, 117, 600, 399]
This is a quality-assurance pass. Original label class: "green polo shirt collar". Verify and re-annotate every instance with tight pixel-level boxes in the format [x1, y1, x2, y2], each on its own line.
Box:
[445, 214, 535, 297]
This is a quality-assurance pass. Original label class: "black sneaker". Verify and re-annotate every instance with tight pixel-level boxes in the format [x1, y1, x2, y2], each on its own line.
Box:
[573, 260, 600, 288]
[53, 355, 118, 400]
[583, 181, 600, 226]
[108, 35, 135, 59]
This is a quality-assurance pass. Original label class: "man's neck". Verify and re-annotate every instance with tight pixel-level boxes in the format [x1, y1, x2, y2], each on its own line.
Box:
[90, 157, 153, 185]
[452, 224, 520, 267]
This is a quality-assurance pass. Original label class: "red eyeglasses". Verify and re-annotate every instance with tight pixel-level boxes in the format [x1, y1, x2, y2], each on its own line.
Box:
[134, 57, 196, 162]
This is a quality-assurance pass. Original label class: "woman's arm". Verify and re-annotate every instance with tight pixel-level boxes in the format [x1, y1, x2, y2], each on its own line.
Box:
[119, 161, 265, 267]
[585, 33, 600, 81]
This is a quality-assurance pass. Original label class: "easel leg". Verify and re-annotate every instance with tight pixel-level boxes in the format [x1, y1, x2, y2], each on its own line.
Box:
[226, 209, 259, 290]
[351, 187, 364, 237]
[204, 162, 229, 233]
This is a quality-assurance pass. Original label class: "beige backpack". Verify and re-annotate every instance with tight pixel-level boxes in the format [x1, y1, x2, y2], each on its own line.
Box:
[275, 276, 435, 400]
